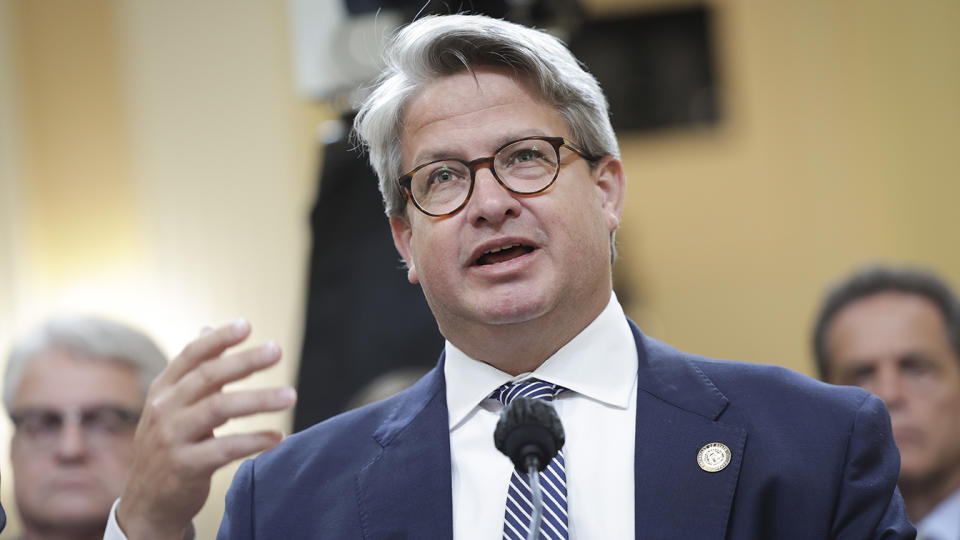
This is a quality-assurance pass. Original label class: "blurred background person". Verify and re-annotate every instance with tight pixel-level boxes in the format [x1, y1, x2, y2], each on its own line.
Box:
[3, 316, 167, 540]
[814, 266, 960, 539]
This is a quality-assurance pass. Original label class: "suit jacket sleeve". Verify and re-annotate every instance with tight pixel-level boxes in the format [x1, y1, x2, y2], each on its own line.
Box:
[833, 393, 914, 539]
[217, 458, 255, 540]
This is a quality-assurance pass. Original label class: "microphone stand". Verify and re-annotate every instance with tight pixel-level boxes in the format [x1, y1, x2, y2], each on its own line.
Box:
[525, 456, 543, 540]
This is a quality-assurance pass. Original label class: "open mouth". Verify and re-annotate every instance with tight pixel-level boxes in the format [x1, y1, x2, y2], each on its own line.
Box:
[475, 244, 535, 266]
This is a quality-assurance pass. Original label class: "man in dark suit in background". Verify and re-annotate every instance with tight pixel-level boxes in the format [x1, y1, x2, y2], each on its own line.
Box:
[109, 14, 915, 539]
[815, 265, 960, 540]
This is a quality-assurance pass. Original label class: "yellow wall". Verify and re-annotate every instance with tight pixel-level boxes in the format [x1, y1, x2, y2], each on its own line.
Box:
[614, 0, 960, 371]
[0, 0, 957, 537]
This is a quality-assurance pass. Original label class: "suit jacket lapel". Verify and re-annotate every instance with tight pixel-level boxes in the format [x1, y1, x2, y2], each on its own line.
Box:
[630, 321, 747, 540]
[354, 323, 748, 539]
[356, 357, 454, 539]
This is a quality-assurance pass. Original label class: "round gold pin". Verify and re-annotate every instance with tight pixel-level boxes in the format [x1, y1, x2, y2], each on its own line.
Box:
[697, 442, 732, 473]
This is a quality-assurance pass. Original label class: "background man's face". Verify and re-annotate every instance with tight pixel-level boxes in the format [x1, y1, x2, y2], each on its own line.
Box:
[825, 291, 960, 486]
[390, 68, 623, 343]
[10, 349, 143, 530]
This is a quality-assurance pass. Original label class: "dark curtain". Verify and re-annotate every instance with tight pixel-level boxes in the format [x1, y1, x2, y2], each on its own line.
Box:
[293, 118, 443, 431]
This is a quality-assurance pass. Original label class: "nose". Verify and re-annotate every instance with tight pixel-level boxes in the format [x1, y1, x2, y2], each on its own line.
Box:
[56, 421, 88, 461]
[464, 167, 522, 226]
[869, 367, 906, 412]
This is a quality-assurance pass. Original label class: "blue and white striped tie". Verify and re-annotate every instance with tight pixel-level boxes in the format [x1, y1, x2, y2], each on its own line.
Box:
[493, 379, 568, 540]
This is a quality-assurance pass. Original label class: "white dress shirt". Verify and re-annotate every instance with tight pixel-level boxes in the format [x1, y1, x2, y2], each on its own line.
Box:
[916, 487, 960, 540]
[447, 292, 638, 539]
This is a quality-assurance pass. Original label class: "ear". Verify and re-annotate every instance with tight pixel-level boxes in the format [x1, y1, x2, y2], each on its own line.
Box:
[593, 156, 626, 233]
[389, 215, 419, 284]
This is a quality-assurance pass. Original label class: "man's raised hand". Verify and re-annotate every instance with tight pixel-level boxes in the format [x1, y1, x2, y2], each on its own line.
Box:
[116, 319, 296, 539]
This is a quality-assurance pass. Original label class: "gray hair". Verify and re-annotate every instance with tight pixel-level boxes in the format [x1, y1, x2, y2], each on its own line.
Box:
[812, 265, 960, 381]
[4, 316, 168, 411]
[353, 14, 620, 218]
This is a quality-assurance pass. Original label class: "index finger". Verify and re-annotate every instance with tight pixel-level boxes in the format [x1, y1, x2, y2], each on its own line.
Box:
[156, 319, 252, 388]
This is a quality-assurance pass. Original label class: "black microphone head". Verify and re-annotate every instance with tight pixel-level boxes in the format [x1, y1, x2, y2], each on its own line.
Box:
[494, 396, 565, 471]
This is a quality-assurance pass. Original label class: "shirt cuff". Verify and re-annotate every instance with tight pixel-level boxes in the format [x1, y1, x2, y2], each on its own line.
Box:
[104, 498, 129, 540]
[103, 498, 197, 540]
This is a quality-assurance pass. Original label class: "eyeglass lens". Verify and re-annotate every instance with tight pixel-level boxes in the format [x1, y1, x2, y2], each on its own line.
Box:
[12, 405, 140, 451]
[409, 138, 560, 216]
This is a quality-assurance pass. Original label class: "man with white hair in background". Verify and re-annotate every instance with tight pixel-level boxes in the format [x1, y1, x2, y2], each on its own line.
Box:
[3, 316, 167, 540]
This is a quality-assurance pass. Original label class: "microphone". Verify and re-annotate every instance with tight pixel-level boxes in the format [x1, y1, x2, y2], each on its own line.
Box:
[494, 396, 565, 540]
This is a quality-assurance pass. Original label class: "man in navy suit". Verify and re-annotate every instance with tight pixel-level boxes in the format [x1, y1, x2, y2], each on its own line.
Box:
[110, 14, 915, 539]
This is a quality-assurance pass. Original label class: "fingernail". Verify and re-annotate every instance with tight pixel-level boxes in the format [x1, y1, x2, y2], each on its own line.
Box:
[277, 387, 297, 403]
[232, 318, 250, 335]
[262, 341, 280, 361]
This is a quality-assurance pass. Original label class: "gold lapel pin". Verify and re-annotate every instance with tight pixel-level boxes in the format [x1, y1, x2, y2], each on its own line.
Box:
[697, 442, 732, 473]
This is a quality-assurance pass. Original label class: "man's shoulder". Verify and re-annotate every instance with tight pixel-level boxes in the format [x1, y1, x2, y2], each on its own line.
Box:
[626, 320, 881, 430]
[219, 364, 452, 535]
[720, 359, 871, 416]
[251, 364, 445, 475]
[693, 352, 870, 407]
[641, 330, 871, 407]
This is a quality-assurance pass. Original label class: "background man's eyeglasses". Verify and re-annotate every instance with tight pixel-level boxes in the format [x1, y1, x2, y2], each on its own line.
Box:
[398, 136, 595, 217]
[11, 405, 141, 453]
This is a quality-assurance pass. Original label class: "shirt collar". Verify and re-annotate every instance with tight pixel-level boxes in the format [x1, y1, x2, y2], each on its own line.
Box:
[444, 292, 638, 430]
[917, 486, 960, 540]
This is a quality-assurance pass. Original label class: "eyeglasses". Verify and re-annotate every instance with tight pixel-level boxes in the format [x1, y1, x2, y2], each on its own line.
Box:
[10, 405, 140, 453]
[398, 136, 595, 217]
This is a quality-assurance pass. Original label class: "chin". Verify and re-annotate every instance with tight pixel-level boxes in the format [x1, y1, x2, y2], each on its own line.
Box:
[898, 460, 940, 487]
[475, 294, 552, 326]
[43, 495, 113, 522]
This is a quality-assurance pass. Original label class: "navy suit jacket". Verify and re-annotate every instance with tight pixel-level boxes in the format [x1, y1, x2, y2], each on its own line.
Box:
[218, 320, 915, 538]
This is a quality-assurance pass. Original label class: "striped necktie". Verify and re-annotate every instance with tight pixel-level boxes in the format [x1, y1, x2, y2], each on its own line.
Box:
[492, 379, 569, 540]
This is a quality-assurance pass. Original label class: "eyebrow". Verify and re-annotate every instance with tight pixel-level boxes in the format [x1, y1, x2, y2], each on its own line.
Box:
[410, 130, 553, 166]
[12, 403, 140, 414]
